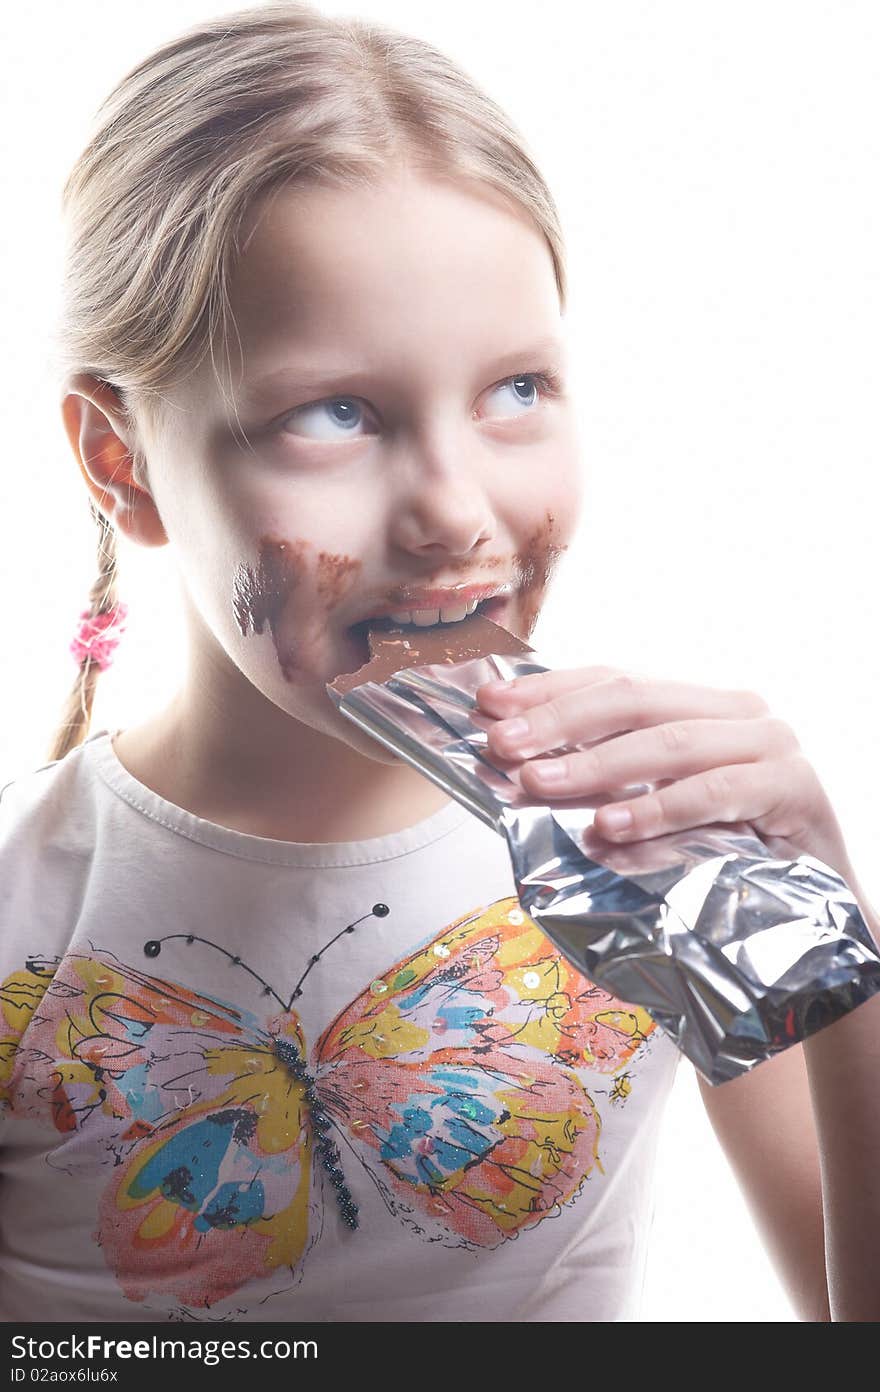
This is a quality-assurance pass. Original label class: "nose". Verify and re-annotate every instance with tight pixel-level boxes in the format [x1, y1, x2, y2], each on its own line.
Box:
[388, 443, 497, 557]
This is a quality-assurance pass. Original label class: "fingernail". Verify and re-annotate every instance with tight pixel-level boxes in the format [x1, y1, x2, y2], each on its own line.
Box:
[481, 678, 515, 693]
[599, 807, 633, 834]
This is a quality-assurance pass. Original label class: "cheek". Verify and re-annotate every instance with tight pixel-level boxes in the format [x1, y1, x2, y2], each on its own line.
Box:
[540, 467, 583, 547]
[511, 492, 580, 638]
[545, 425, 585, 542]
[506, 418, 583, 537]
[231, 533, 365, 683]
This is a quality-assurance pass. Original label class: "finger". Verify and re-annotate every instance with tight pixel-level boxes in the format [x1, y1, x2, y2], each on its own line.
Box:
[487, 672, 770, 762]
[519, 717, 797, 801]
[580, 823, 704, 875]
[588, 757, 804, 842]
[476, 665, 622, 717]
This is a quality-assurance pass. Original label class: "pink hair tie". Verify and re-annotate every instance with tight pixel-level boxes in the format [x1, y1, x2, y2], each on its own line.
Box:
[70, 601, 129, 671]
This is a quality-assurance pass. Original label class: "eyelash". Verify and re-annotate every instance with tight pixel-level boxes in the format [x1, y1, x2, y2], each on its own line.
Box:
[272, 367, 565, 438]
[520, 368, 565, 400]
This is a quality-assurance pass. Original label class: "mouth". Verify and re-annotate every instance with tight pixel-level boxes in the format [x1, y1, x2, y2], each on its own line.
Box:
[343, 594, 511, 669]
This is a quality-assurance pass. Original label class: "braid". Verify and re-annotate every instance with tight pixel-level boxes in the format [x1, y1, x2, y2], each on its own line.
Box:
[46, 502, 122, 764]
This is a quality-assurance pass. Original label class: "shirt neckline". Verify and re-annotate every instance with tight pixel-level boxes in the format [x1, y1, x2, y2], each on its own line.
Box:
[84, 727, 473, 868]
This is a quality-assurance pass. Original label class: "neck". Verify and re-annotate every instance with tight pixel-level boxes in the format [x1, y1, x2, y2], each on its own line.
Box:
[112, 650, 452, 844]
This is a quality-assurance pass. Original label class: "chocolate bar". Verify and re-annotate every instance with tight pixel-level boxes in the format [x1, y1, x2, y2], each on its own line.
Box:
[327, 623, 880, 1086]
[330, 613, 533, 696]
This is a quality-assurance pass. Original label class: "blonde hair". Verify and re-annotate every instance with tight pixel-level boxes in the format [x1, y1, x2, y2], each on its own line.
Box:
[48, 0, 568, 762]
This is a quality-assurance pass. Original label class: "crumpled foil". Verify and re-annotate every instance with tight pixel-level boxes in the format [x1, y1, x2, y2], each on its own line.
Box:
[327, 648, 880, 1084]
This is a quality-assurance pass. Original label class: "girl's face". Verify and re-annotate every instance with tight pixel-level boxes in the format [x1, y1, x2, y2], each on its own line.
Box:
[146, 169, 584, 763]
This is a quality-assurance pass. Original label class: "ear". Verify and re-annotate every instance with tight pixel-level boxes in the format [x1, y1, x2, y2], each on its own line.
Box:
[60, 373, 168, 548]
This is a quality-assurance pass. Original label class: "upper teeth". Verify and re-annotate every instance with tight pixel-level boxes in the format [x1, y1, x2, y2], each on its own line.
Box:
[389, 598, 481, 626]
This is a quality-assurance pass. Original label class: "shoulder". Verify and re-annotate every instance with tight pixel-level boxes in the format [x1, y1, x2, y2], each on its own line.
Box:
[0, 734, 105, 871]
[0, 737, 111, 967]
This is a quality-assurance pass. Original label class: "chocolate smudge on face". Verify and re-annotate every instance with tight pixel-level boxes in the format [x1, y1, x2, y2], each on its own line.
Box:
[232, 510, 562, 684]
[232, 537, 309, 638]
[233, 536, 362, 681]
[316, 551, 363, 610]
[350, 513, 565, 651]
[512, 510, 567, 638]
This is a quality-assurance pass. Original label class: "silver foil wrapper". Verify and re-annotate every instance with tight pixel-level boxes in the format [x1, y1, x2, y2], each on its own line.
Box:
[327, 648, 880, 1085]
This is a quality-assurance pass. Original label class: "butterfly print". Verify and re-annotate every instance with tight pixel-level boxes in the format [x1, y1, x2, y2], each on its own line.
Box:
[0, 896, 657, 1309]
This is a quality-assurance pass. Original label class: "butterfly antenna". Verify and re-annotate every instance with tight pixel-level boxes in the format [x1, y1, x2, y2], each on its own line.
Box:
[289, 904, 389, 1006]
[141, 903, 390, 1012]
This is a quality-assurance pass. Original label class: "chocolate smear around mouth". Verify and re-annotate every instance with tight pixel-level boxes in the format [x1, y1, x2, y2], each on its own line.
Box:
[328, 613, 534, 697]
[233, 536, 364, 683]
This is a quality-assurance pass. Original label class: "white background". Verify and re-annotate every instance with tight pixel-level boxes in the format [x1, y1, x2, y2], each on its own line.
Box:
[2, 1, 879, 1321]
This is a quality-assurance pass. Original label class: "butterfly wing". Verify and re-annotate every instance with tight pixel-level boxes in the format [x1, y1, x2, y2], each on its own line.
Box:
[0, 948, 319, 1309]
[314, 896, 657, 1247]
[0, 955, 58, 1110]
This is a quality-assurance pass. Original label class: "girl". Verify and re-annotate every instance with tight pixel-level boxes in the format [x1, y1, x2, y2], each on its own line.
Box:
[1, 2, 877, 1323]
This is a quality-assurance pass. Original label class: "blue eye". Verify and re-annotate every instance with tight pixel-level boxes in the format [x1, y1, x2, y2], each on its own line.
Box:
[303, 398, 363, 436]
[274, 369, 563, 442]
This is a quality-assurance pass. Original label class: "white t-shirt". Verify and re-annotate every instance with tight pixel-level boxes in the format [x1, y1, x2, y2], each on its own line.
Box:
[0, 728, 680, 1323]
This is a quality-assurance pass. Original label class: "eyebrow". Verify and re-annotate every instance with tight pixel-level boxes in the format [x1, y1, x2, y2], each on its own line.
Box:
[239, 334, 566, 405]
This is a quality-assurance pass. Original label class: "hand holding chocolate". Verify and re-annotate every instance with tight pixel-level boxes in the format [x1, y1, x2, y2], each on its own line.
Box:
[327, 615, 880, 1085]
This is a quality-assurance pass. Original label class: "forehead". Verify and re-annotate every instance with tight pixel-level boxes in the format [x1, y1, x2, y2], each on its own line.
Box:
[228, 172, 561, 369]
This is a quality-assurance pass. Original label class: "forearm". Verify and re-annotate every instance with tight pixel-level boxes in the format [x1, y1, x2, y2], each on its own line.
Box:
[802, 870, 880, 1321]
